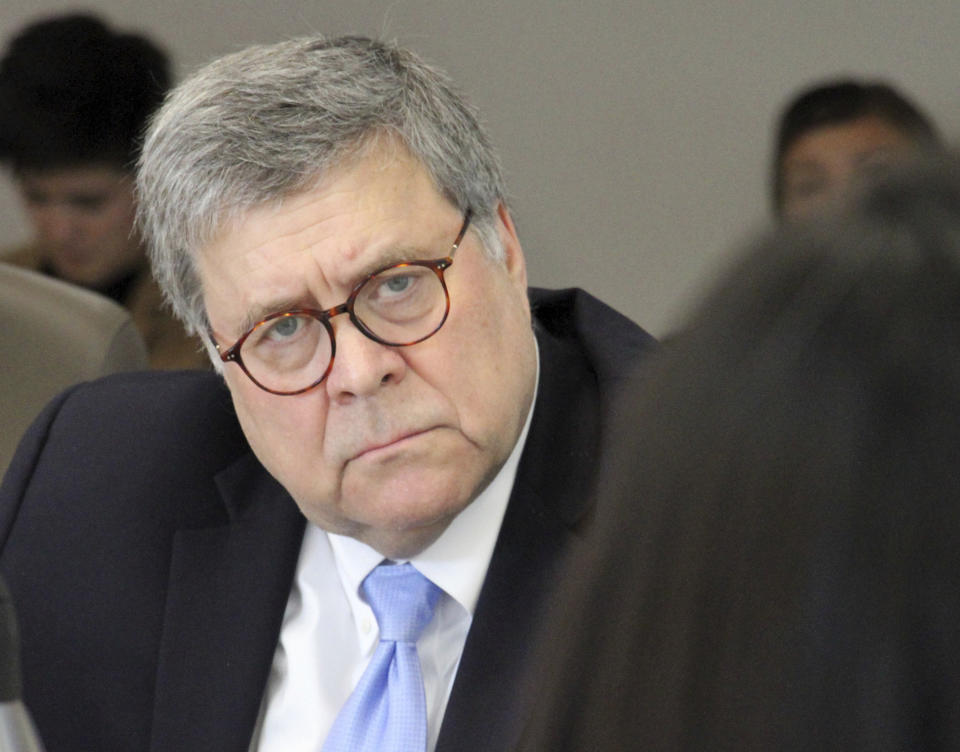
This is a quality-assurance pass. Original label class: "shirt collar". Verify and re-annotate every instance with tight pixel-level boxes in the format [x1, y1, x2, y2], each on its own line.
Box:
[328, 340, 540, 616]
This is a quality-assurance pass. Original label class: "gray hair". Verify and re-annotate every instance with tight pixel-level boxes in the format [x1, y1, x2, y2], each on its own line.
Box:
[137, 35, 508, 339]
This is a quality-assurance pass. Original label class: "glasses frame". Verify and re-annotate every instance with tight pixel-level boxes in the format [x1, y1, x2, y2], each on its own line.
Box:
[213, 208, 474, 396]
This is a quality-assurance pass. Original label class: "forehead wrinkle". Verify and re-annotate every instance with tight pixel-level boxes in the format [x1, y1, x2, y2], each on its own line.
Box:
[235, 195, 342, 273]
[234, 182, 412, 286]
[232, 253, 338, 336]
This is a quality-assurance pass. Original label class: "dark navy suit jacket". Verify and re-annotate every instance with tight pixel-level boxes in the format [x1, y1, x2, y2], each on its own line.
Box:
[0, 287, 654, 752]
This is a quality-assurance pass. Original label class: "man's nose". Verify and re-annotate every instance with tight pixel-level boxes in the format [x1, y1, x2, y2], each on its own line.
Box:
[323, 319, 407, 404]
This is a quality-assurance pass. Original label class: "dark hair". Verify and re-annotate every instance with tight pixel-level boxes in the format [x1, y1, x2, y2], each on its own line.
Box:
[771, 78, 941, 213]
[520, 156, 960, 751]
[0, 13, 170, 171]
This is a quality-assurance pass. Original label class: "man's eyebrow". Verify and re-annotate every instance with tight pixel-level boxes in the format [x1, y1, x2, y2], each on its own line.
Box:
[353, 243, 433, 279]
[236, 295, 306, 336]
[231, 242, 441, 336]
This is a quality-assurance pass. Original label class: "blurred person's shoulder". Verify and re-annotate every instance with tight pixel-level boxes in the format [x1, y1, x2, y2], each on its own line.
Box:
[0, 242, 40, 269]
[0, 261, 147, 374]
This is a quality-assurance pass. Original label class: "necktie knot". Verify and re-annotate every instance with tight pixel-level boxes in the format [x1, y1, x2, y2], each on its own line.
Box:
[362, 563, 441, 643]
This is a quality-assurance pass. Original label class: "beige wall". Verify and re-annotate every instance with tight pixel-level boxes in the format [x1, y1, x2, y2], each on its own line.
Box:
[2, 1, 958, 336]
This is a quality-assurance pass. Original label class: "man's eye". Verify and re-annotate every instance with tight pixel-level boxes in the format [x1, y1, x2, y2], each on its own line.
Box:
[382, 275, 413, 294]
[266, 316, 302, 340]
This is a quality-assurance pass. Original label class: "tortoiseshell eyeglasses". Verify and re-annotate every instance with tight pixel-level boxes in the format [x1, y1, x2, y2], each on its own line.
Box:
[212, 209, 473, 395]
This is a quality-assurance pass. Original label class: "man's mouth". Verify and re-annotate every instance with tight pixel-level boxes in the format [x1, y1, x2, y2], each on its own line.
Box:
[352, 427, 436, 460]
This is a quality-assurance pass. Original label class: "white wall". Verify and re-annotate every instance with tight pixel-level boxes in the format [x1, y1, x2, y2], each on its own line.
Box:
[2, 1, 958, 336]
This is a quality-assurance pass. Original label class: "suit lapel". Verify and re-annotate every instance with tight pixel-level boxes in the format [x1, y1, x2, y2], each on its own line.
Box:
[149, 453, 306, 752]
[436, 325, 601, 752]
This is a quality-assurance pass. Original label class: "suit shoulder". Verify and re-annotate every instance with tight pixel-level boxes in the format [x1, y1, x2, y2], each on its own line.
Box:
[529, 287, 657, 380]
[66, 368, 229, 408]
[38, 370, 247, 468]
[0, 371, 248, 563]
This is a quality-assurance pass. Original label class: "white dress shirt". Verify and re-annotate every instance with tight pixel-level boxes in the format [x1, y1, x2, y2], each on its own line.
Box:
[252, 348, 538, 751]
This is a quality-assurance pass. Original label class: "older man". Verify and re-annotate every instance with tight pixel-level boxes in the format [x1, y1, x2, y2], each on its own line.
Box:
[0, 36, 654, 752]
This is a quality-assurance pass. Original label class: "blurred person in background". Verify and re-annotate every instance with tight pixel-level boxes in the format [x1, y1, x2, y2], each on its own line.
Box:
[0, 13, 206, 369]
[520, 156, 960, 751]
[772, 78, 941, 221]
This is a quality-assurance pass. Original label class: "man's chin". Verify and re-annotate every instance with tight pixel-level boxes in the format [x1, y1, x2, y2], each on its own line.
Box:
[342, 485, 470, 557]
[362, 523, 452, 560]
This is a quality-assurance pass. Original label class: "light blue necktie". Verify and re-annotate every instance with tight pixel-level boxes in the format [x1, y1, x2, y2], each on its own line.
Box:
[323, 562, 441, 752]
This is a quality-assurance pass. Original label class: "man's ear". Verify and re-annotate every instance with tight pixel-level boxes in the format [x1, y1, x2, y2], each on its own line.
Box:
[496, 202, 527, 289]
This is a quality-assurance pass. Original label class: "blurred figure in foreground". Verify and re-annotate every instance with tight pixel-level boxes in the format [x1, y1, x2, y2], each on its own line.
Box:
[520, 156, 960, 751]
[772, 78, 941, 221]
[0, 13, 206, 369]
